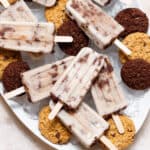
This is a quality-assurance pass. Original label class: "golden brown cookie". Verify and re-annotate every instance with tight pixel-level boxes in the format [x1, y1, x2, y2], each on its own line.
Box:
[0, 0, 17, 5]
[45, 0, 68, 30]
[100, 115, 135, 150]
[8, 0, 17, 4]
[39, 106, 71, 144]
[0, 49, 21, 80]
[119, 32, 150, 64]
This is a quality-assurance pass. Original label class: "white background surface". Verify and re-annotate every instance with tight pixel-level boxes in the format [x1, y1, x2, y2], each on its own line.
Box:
[0, 98, 149, 150]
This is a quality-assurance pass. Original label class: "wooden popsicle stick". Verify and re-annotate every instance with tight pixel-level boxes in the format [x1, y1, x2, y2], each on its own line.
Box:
[100, 135, 118, 150]
[0, 0, 10, 8]
[48, 101, 63, 120]
[54, 36, 73, 43]
[112, 114, 125, 134]
[2, 87, 25, 99]
[114, 39, 132, 56]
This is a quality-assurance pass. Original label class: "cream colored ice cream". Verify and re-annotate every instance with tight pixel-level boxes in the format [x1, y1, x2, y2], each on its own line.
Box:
[22, 57, 74, 102]
[50, 47, 105, 109]
[66, 0, 124, 49]
[50, 101, 109, 148]
[91, 57, 128, 116]
[0, 21, 55, 53]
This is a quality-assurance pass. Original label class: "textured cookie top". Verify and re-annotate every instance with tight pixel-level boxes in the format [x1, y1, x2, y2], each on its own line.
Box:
[100, 115, 135, 150]
[121, 59, 150, 90]
[2, 61, 30, 92]
[119, 32, 150, 64]
[39, 106, 71, 144]
[115, 8, 149, 37]
[45, 0, 68, 30]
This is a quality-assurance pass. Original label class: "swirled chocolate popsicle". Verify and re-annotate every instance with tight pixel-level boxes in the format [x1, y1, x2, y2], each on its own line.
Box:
[2, 56, 74, 102]
[91, 57, 128, 134]
[66, 0, 131, 55]
[50, 101, 117, 150]
[0, 21, 73, 53]
[49, 47, 105, 120]
[22, 56, 74, 102]
[0, 0, 37, 22]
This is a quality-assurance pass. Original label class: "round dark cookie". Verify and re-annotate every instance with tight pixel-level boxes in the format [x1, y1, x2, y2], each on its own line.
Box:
[115, 8, 149, 37]
[57, 19, 89, 56]
[121, 59, 150, 90]
[2, 61, 30, 92]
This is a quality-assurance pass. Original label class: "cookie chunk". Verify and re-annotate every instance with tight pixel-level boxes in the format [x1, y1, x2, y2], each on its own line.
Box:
[121, 59, 150, 90]
[115, 8, 149, 37]
[0, 49, 21, 80]
[100, 115, 135, 150]
[2, 61, 30, 92]
[57, 19, 89, 55]
[119, 32, 150, 64]
[39, 106, 71, 144]
[45, 0, 68, 30]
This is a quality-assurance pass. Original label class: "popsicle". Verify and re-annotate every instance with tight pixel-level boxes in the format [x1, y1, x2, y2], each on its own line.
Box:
[0, 21, 73, 53]
[50, 101, 118, 150]
[0, 0, 9, 8]
[33, 0, 56, 7]
[91, 57, 128, 134]
[0, 0, 37, 22]
[93, 0, 111, 6]
[22, 56, 74, 102]
[2, 56, 74, 102]
[49, 47, 105, 120]
[66, 0, 131, 55]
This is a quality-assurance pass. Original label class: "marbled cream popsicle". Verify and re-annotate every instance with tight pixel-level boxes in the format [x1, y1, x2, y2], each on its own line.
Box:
[0, 21, 73, 53]
[66, 0, 131, 55]
[91, 58, 127, 116]
[50, 101, 117, 150]
[0, 0, 37, 22]
[49, 47, 105, 120]
[22, 56, 74, 102]
[2, 57, 74, 102]
[91, 57, 128, 133]
[0, 0, 9, 8]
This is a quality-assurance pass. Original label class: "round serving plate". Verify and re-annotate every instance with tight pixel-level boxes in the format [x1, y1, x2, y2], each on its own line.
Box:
[0, 0, 150, 150]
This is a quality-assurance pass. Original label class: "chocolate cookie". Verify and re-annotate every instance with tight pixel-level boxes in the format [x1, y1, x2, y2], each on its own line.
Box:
[2, 61, 30, 92]
[100, 115, 135, 150]
[39, 106, 71, 144]
[45, 0, 68, 30]
[57, 19, 89, 55]
[119, 32, 150, 64]
[121, 59, 150, 90]
[115, 8, 149, 37]
[0, 49, 21, 80]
